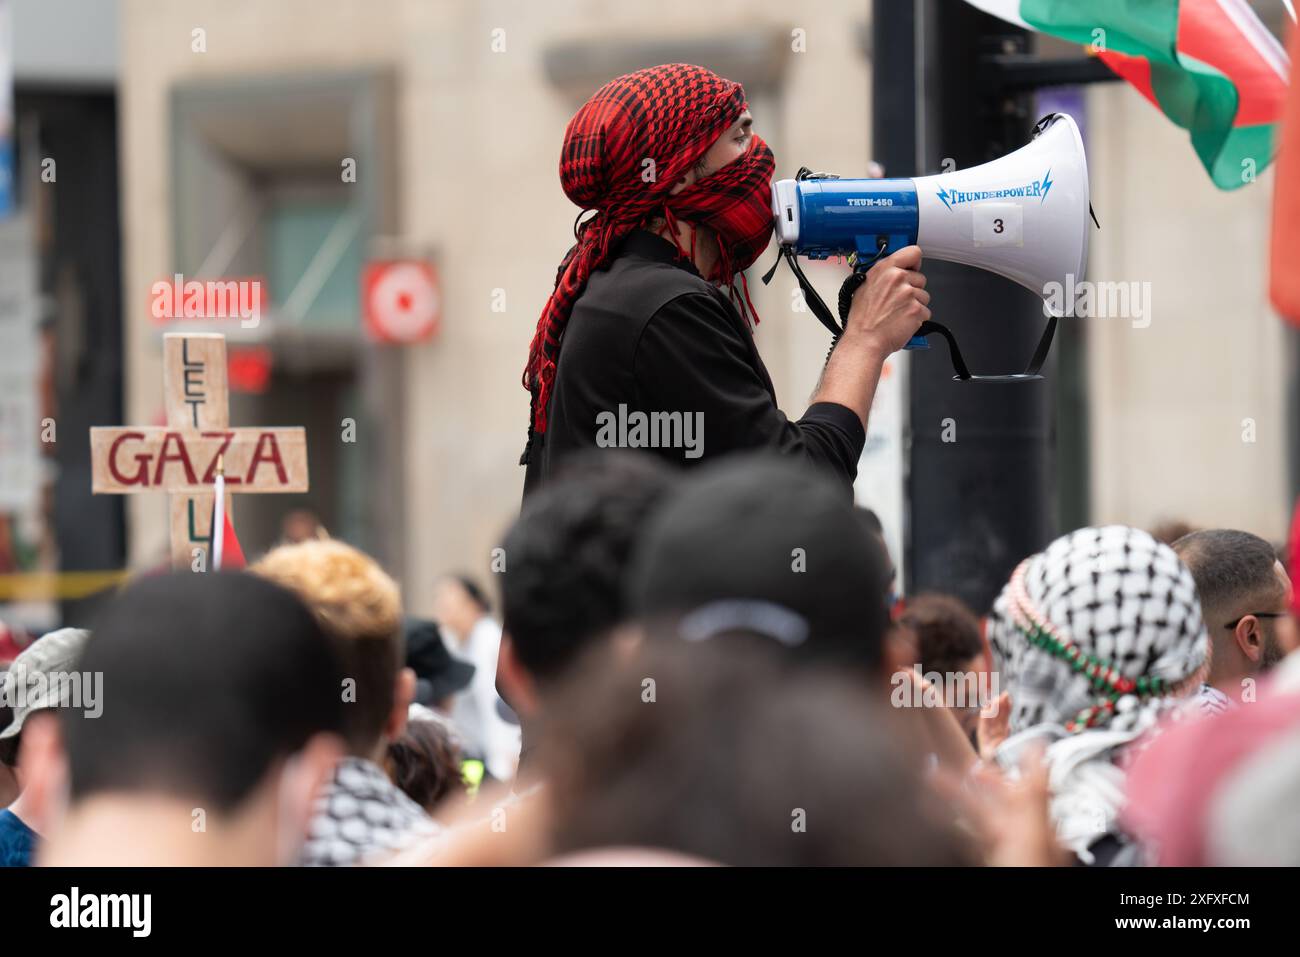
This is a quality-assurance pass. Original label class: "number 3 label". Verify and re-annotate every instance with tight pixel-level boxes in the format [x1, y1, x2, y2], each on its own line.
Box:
[972, 203, 1023, 247]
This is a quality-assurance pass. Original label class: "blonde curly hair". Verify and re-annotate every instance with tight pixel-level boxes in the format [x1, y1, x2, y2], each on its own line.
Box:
[253, 540, 404, 755]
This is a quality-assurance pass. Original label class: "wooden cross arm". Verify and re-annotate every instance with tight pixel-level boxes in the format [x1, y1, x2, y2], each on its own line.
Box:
[90, 427, 309, 494]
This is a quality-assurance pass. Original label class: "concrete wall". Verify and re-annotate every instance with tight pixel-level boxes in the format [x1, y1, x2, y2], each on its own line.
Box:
[1085, 80, 1290, 541]
[114, 0, 1293, 611]
[116, 0, 871, 612]
[13, 0, 118, 86]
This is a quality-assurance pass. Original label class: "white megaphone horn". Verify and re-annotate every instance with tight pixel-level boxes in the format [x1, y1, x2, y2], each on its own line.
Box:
[767, 113, 1091, 381]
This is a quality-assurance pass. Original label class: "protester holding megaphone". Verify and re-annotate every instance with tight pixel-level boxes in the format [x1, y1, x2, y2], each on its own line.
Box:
[519, 63, 928, 495]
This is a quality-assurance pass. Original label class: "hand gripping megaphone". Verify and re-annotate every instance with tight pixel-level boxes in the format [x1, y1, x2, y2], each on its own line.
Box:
[765, 113, 1091, 381]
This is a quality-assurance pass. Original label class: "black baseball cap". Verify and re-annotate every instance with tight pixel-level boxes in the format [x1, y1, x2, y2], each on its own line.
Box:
[403, 618, 476, 706]
[628, 454, 890, 669]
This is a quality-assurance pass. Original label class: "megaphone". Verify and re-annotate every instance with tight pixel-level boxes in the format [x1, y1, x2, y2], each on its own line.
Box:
[768, 113, 1090, 381]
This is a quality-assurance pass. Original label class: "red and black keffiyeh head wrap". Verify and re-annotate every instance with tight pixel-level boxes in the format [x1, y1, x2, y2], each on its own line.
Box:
[521, 63, 775, 457]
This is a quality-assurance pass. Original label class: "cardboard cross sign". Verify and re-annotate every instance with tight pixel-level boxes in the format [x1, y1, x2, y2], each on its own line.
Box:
[90, 333, 308, 568]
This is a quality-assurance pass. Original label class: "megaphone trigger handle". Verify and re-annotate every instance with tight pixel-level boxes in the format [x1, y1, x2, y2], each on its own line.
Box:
[852, 236, 893, 274]
[834, 240, 889, 324]
[903, 334, 930, 351]
[836, 271, 867, 325]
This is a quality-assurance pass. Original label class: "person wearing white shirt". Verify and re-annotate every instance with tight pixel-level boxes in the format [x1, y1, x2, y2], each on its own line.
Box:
[433, 576, 520, 782]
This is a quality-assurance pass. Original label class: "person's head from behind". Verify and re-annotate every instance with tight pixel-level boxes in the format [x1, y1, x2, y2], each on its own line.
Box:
[431, 575, 491, 644]
[280, 508, 325, 545]
[1173, 529, 1293, 686]
[384, 708, 465, 819]
[25, 573, 344, 865]
[0, 628, 91, 825]
[987, 527, 1211, 860]
[629, 454, 892, 673]
[537, 634, 969, 866]
[990, 526, 1209, 738]
[499, 451, 676, 721]
[894, 593, 987, 739]
[254, 539, 410, 762]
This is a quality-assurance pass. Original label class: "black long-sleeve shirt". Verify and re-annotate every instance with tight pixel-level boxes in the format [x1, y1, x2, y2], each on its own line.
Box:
[522, 229, 865, 496]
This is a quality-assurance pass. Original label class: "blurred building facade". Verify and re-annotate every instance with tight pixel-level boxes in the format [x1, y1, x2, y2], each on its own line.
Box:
[3, 0, 123, 637]
[106, 0, 1295, 615]
[1086, 81, 1294, 538]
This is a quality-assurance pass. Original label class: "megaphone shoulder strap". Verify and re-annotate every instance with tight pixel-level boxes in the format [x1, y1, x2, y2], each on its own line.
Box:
[761, 245, 845, 338]
[916, 314, 1058, 381]
[1022, 314, 1059, 377]
[761, 239, 1060, 381]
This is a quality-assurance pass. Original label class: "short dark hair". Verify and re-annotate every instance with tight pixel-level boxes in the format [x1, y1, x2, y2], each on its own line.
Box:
[1172, 529, 1282, 620]
[855, 506, 895, 598]
[455, 576, 491, 615]
[630, 454, 891, 669]
[63, 572, 344, 813]
[501, 451, 676, 683]
[857, 506, 884, 535]
[539, 636, 971, 866]
[897, 592, 985, 678]
[385, 716, 464, 813]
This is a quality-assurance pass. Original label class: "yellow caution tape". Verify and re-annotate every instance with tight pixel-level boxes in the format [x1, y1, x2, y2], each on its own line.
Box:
[0, 570, 132, 601]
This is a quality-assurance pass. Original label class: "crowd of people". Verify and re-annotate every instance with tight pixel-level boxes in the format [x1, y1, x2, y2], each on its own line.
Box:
[1, 448, 1298, 867]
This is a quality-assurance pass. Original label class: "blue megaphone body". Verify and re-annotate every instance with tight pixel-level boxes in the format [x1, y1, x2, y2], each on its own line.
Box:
[771, 176, 929, 348]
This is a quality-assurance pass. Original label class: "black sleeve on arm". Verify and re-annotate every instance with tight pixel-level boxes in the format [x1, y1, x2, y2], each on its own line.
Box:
[634, 291, 866, 486]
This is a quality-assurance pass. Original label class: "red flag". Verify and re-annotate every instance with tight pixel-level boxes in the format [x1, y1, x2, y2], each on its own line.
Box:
[217, 509, 246, 570]
[1270, 23, 1300, 325]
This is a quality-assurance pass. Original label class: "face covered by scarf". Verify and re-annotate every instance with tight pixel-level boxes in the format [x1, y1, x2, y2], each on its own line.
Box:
[521, 63, 775, 451]
[987, 525, 1210, 862]
[659, 134, 776, 284]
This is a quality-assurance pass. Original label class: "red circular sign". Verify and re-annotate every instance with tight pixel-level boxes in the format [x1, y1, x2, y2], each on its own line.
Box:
[363, 261, 440, 343]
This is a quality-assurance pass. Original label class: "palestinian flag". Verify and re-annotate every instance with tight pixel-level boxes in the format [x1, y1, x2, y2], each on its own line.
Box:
[965, 0, 1291, 190]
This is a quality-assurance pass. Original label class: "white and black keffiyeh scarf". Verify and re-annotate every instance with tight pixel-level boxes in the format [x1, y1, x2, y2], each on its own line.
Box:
[988, 526, 1210, 861]
[301, 756, 441, 867]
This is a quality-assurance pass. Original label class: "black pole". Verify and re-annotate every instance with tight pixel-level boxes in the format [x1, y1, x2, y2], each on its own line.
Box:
[873, 0, 1057, 613]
